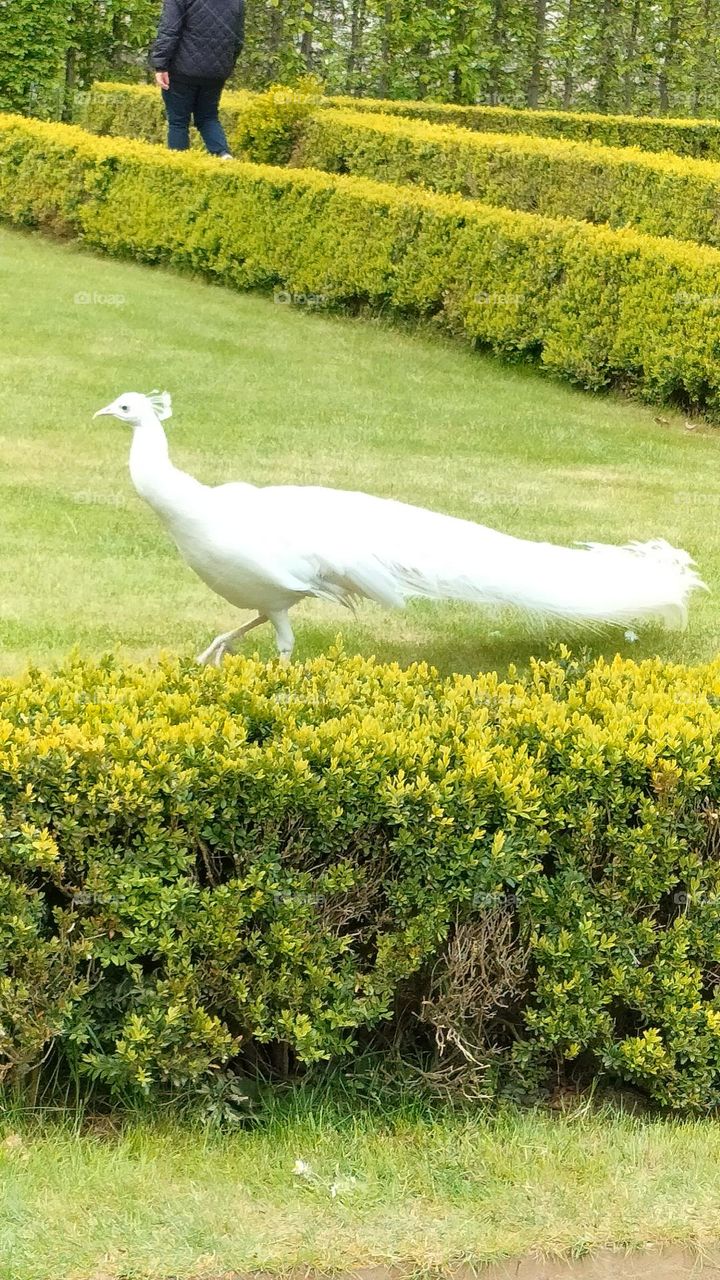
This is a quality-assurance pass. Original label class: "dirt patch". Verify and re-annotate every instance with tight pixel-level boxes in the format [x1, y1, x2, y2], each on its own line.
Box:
[481, 1246, 720, 1278]
[188, 1251, 720, 1280]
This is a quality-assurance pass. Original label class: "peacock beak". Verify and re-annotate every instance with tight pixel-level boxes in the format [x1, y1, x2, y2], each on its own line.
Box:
[93, 404, 115, 419]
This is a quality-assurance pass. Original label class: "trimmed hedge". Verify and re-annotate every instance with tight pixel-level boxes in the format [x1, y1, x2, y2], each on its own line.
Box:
[5, 648, 720, 1110]
[294, 107, 720, 251]
[335, 94, 720, 162]
[82, 82, 185, 147]
[5, 114, 720, 412]
[84, 82, 720, 163]
[83, 85, 720, 251]
[83, 81, 293, 157]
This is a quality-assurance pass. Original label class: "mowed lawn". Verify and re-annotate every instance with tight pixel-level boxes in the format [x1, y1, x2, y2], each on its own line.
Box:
[0, 223, 719, 675]
[6, 1100, 720, 1280]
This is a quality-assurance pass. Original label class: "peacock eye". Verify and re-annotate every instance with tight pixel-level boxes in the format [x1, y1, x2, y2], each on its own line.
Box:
[120, 404, 129, 411]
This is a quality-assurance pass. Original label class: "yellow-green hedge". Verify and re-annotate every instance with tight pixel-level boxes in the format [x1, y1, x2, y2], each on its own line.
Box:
[5, 113, 720, 411]
[83, 81, 290, 158]
[294, 106, 720, 251]
[84, 81, 720, 164]
[334, 94, 720, 161]
[81, 82, 174, 145]
[5, 647, 720, 1109]
[83, 85, 720, 251]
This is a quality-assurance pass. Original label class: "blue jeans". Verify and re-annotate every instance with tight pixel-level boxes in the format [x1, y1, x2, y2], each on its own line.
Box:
[162, 79, 230, 155]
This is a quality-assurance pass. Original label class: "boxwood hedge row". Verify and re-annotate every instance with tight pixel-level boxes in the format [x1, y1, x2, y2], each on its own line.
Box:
[293, 107, 720, 251]
[3, 649, 720, 1110]
[84, 81, 720, 162]
[83, 84, 720, 252]
[332, 94, 720, 161]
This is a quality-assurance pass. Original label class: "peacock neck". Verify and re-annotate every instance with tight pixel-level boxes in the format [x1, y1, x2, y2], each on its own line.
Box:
[128, 411, 205, 524]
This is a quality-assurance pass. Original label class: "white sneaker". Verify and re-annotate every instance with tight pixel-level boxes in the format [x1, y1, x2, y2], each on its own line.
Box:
[219, 152, 233, 161]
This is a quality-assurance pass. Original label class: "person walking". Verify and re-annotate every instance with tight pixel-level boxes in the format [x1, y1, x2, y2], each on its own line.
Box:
[151, 0, 245, 157]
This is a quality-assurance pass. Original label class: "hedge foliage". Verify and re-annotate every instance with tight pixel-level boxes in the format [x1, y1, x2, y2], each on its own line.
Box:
[0, 0, 69, 116]
[82, 82, 254, 151]
[82, 81, 309, 160]
[292, 107, 720, 251]
[82, 82, 179, 147]
[337, 94, 720, 162]
[233, 0, 720, 116]
[229, 79, 325, 164]
[5, 113, 720, 412]
[83, 85, 720, 251]
[4, 648, 720, 1110]
[85, 81, 720, 165]
[18, 0, 720, 117]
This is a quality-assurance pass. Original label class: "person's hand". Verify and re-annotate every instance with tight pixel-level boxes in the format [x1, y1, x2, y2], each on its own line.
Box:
[155, 71, 170, 90]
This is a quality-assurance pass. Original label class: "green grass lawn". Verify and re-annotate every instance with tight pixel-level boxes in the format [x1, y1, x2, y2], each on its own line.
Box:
[1, 224, 719, 676]
[4, 1094, 720, 1280]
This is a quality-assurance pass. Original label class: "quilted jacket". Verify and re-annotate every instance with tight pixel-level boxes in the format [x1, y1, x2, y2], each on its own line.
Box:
[151, 0, 245, 81]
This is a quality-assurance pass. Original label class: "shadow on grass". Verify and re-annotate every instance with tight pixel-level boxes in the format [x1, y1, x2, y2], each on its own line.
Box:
[285, 615, 688, 679]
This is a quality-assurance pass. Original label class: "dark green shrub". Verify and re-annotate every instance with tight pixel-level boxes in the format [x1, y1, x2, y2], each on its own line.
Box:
[80, 82, 172, 146]
[0, 0, 67, 116]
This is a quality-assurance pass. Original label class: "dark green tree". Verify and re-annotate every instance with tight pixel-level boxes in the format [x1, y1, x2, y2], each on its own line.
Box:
[0, 0, 68, 114]
[7, 0, 720, 119]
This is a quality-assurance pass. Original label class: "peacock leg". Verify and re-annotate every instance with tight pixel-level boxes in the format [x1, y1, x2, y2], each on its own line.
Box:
[197, 613, 268, 666]
[268, 610, 295, 664]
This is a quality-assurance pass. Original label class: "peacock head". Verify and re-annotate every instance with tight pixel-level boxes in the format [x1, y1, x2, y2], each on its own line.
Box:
[93, 391, 173, 426]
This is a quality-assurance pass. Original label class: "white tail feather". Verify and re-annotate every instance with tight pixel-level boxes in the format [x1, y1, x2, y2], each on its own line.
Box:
[276, 492, 706, 632]
[388, 533, 704, 629]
